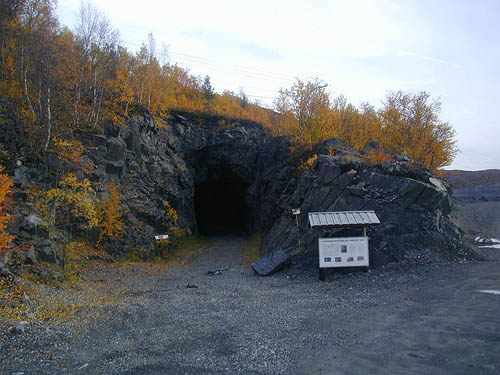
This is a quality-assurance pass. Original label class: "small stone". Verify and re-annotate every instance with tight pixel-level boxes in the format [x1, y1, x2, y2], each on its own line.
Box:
[8, 321, 28, 334]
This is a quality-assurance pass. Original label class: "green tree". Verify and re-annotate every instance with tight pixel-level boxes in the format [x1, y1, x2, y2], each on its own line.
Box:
[202, 75, 215, 107]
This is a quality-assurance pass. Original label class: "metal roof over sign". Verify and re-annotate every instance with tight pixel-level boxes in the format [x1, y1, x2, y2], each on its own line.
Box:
[308, 211, 380, 228]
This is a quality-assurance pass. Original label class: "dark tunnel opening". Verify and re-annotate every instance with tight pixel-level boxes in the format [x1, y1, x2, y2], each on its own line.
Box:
[194, 174, 250, 236]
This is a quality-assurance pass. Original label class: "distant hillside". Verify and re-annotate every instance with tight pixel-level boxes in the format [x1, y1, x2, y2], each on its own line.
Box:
[443, 169, 500, 189]
[446, 169, 500, 238]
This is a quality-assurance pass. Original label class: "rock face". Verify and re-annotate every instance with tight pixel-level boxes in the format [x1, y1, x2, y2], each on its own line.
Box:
[73, 111, 293, 257]
[4, 110, 476, 269]
[262, 152, 476, 268]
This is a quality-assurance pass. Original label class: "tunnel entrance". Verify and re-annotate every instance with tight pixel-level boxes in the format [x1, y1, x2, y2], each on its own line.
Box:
[194, 174, 250, 235]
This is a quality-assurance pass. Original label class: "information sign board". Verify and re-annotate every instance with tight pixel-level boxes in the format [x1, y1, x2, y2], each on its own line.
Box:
[318, 236, 369, 268]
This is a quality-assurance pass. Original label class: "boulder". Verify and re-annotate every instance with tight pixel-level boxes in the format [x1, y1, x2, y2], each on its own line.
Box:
[20, 214, 44, 234]
[106, 137, 126, 162]
[10, 245, 36, 265]
[251, 249, 291, 276]
[8, 321, 28, 334]
[14, 166, 29, 188]
[35, 239, 64, 265]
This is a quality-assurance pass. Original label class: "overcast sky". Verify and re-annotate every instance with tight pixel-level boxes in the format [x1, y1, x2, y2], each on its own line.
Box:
[57, 0, 499, 170]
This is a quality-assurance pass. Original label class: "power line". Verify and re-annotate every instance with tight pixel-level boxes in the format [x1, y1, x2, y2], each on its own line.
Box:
[116, 40, 500, 169]
[121, 40, 295, 86]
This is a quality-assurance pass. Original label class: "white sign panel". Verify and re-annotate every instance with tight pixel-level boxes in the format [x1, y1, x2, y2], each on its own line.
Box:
[319, 237, 369, 268]
[154, 235, 169, 240]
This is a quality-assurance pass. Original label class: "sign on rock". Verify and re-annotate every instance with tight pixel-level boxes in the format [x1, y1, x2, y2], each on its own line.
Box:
[155, 234, 169, 240]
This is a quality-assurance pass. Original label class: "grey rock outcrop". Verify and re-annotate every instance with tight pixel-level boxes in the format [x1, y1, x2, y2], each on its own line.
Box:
[71, 111, 293, 258]
[4, 110, 475, 270]
[262, 154, 476, 268]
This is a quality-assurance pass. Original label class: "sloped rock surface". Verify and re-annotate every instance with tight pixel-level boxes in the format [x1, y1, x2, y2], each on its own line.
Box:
[262, 154, 477, 268]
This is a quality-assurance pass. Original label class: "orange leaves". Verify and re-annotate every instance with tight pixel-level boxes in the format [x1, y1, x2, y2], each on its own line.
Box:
[98, 183, 124, 243]
[0, 166, 15, 253]
[295, 152, 319, 174]
[0, 3, 455, 173]
[305, 154, 318, 167]
[53, 138, 91, 173]
[364, 150, 394, 165]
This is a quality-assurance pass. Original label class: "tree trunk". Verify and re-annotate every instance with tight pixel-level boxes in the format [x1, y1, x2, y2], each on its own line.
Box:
[23, 63, 36, 117]
[44, 86, 52, 152]
[48, 198, 56, 241]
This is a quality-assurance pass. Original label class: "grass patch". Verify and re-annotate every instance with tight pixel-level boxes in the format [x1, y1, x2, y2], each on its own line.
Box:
[34, 294, 116, 323]
[1, 272, 117, 323]
[0, 240, 118, 323]
[116, 247, 143, 264]
[65, 240, 111, 264]
[21, 262, 64, 287]
[0, 276, 80, 323]
[116, 236, 211, 266]
[241, 234, 263, 266]
[20, 240, 110, 288]
[0, 277, 33, 321]
[161, 235, 211, 265]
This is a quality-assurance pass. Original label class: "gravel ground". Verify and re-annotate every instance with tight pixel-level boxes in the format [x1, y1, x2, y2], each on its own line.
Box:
[1, 237, 499, 374]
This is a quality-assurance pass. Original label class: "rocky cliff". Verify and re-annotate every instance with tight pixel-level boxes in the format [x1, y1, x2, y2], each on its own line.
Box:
[4, 111, 476, 272]
[263, 151, 476, 268]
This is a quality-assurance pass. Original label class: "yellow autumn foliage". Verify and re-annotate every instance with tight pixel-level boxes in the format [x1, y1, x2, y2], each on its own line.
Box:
[157, 201, 190, 251]
[163, 201, 179, 224]
[0, 3, 456, 174]
[0, 166, 15, 253]
[37, 173, 100, 230]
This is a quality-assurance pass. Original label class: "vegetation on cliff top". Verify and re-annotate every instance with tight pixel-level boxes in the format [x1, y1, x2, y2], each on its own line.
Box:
[1, 0, 456, 172]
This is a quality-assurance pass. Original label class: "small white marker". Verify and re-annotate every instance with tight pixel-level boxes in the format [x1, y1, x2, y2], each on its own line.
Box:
[78, 363, 89, 370]
[478, 290, 500, 295]
[154, 234, 169, 240]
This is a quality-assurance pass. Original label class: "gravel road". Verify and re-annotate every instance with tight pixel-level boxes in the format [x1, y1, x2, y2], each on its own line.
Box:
[1, 237, 499, 374]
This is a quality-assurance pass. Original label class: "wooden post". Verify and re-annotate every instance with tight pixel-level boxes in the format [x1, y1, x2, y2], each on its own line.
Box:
[292, 209, 301, 250]
[363, 226, 367, 237]
[297, 215, 301, 250]
[319, 268, 326, 281]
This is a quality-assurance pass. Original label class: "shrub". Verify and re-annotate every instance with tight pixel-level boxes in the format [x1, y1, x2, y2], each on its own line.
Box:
[0, 165, 15, 253]
[364, 150, 394, 165]
[36, 173, 100, 233]
[98, 183, 124, 244]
